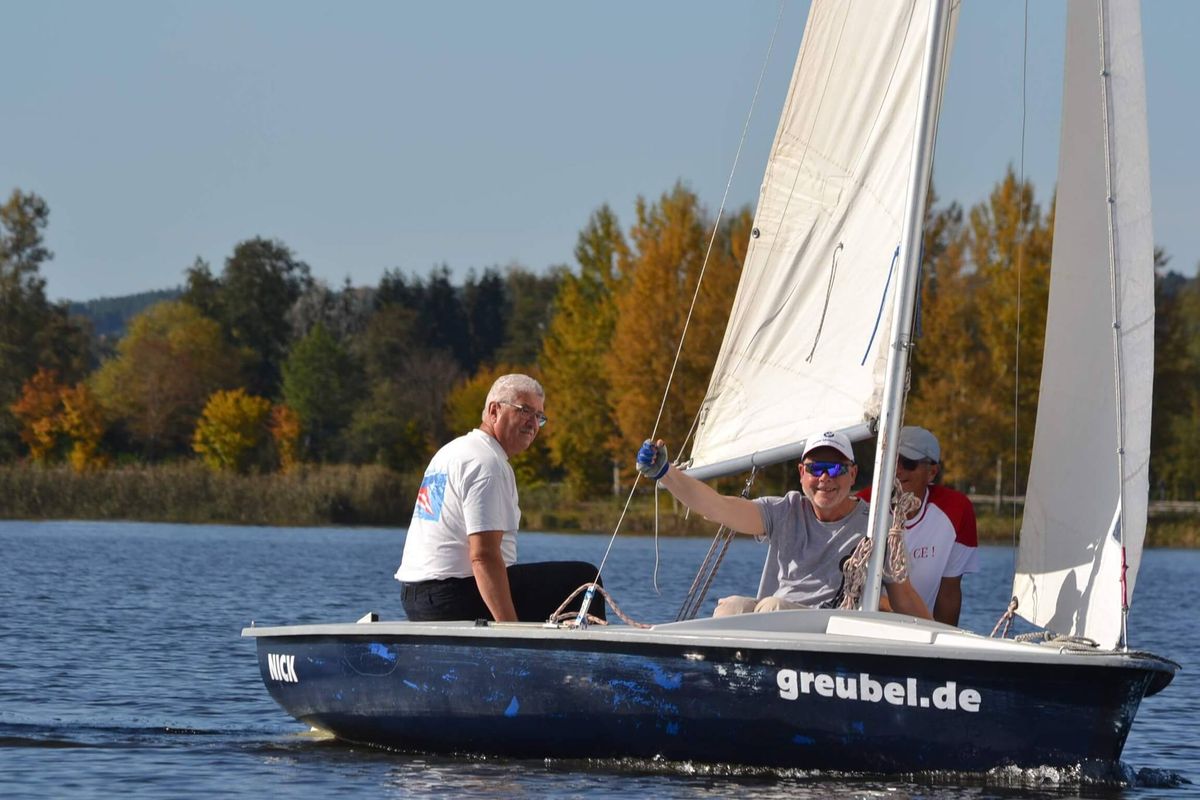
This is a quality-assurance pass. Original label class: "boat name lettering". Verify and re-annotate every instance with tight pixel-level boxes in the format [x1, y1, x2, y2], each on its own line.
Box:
[268, 653, 299, 684]
[776, 669, 980, 712]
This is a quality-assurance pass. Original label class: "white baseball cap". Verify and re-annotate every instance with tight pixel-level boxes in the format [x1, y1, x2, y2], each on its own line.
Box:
[801, 430, 855, 462]
[898, 426, 941, 462]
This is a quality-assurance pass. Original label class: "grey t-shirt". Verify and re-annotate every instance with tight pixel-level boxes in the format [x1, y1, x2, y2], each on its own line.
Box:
[752, 492, 869, 607]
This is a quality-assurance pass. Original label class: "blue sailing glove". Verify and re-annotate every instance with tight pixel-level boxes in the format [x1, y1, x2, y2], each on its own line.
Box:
[636, 439, 669, 480]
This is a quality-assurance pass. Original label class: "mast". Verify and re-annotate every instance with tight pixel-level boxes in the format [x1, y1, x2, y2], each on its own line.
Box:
[860, 0, 953, 612]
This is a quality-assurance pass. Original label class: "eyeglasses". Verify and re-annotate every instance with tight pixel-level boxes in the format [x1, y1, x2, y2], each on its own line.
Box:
[898, 456, 933, 470]
[499, 400, 548, 428]
[801, 461, 852, 478]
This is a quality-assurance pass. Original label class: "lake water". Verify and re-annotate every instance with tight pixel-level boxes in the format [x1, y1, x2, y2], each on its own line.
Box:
[0, 520, 1195, 799]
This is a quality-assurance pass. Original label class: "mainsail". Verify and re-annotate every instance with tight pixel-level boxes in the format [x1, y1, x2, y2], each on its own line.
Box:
[1014, 0, 1154, 649]
[686, 0, 957, 479]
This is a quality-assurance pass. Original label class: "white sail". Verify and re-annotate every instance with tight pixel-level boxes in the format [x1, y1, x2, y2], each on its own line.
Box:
[687, 0, 957, 479]
[1014, 0, 1154, 649]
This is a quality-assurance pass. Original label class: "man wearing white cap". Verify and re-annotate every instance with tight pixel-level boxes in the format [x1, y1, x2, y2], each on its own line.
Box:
[636, 430, 930, 618]
[858, 426, 979, 625]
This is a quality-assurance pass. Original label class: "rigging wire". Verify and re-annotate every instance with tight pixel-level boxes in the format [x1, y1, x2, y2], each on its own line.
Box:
[572, 2, 788, 626]
[1009, 0, 1031, 576]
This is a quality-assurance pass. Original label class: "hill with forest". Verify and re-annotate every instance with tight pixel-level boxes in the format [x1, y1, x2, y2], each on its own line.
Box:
[69, 288, 182, 339]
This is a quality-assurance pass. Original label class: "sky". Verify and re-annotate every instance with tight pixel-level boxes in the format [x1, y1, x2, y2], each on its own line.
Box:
[2, 1, 1197, 303]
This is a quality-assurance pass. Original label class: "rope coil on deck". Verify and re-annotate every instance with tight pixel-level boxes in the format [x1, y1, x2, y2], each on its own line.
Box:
[549, 583, 652, 629]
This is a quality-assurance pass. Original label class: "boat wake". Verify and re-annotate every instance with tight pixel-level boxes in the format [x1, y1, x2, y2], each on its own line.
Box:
[514, 754, 1192, 791]
[0, 718, 275, 750]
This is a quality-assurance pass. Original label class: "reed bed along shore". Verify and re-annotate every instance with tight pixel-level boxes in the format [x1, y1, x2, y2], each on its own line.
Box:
[0, 463, 1196, 547]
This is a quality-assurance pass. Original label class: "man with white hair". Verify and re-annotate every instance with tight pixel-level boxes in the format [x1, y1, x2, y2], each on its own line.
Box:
[397, 374, 603, 623]
[858, 426, 979, 625]
[637, 430, 930, 618]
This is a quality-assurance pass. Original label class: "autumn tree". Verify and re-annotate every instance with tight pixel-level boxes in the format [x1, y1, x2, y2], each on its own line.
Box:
[0, 190, 91, 457]
[910, 173, 1052, 493]
[906, 196, 1003, 490]
[91, 301, 244, 457]
[962, 170, 1054, 493]
[59, 382, 107, 471]
[10, 367, 106, 470]
[192, 388, 273, 473]
[604, 184, 742, 475]
[540, 206, 626, 497]
[10, 367, 66, 462]
[269, 404, 302, 473]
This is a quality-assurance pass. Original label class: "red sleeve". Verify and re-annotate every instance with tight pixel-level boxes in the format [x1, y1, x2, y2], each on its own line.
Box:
[929, 485, 977, 547]
[857, 486, 872, 502]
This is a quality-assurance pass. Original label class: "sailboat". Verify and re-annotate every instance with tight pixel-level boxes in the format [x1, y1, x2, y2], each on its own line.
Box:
[244, 0, 1177, 773]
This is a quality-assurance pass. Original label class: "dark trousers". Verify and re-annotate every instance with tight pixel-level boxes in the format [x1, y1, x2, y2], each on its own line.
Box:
[402, 561, 605, 623]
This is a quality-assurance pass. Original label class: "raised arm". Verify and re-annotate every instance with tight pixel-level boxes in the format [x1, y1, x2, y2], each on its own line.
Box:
[637, 439, 764, 535]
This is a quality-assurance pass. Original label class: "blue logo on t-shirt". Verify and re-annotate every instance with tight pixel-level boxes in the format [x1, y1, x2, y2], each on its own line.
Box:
[414, 472, 447, 521]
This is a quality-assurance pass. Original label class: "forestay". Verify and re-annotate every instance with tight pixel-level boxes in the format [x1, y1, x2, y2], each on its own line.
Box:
[686, 0, 956, 479]
[1014, 0, 1154, 650]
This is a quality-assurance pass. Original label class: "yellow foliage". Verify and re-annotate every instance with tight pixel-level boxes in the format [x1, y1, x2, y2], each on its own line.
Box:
[10, 368, 107, 470]
[59, 383, 108, 472]
[604, 184, 742, 475]
[192, 388, 272, 473]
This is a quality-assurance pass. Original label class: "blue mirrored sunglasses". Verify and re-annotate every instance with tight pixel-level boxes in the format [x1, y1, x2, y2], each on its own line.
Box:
[802, 461, 852, 478]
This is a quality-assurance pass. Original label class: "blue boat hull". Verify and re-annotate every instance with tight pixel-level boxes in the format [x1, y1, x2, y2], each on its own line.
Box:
[249, 619, 1174, 772]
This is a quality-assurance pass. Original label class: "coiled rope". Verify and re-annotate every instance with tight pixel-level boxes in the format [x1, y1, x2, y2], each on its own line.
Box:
[838, 482, 919, 610]
[551, 583, 651, 629]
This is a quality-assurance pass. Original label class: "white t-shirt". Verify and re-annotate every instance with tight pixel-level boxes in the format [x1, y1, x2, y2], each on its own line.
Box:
[858, 484, 980, 610]
[395, 429, 520, 582]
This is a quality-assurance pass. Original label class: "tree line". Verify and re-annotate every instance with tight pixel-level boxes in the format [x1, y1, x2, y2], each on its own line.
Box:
[2, 176, 1199, 503]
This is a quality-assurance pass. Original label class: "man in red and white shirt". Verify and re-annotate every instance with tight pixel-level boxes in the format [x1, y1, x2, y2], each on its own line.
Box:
[858, 426, 978, 625]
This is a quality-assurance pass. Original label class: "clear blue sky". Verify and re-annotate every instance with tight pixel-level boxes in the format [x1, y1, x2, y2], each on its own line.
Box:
[2, 1, 1196, 302]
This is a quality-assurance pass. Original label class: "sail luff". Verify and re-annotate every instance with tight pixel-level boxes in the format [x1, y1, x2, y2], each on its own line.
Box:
[687, 0, 959, 478]
[1013, 0, 1153, 650]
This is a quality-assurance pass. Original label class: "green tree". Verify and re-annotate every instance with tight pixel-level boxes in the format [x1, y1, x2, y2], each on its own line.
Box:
[281, 323, 363, 461]
[496, 266, 565, 366]
[1151, 265, 1200, 497]
[183, 238, 312, 397]
[91, 301, 244, 457]
[540, 206, 627, 497]
[345, 304, 462, 469]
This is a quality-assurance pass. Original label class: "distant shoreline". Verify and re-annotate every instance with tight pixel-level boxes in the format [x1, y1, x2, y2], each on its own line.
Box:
[0, 463, 1195, 548]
